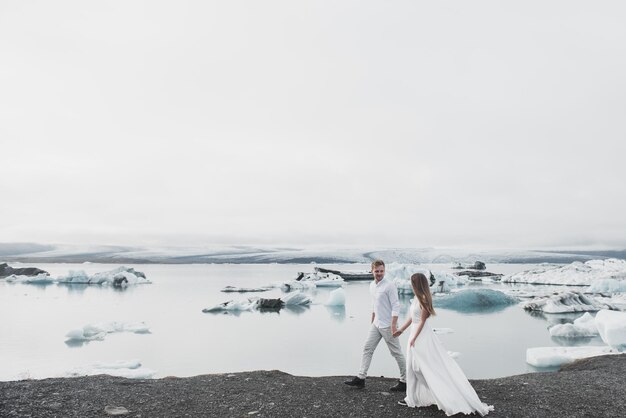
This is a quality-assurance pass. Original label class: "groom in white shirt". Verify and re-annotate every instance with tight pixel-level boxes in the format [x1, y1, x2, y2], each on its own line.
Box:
[345, 259, 406, 391]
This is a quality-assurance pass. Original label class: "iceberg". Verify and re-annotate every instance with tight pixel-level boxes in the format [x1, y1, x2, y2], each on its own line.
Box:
[588, 279, 626, 294]
[4, 273, 54, 284]
[221, 286, 270, 293]
[65, 321, 150, 341]
[203, 295, 311, 313]
[549, 313, 599, 338]
[503, 259, 626, 286]
[57, 266, 150, 286]
[434, 289, 518, 313]
[282, 292, 313, 306]
[523, 291, 615, 314]
[297, 271, 344, 287]
[66, 360, 155, 379]
[595, 309, 626, 348]
[526, 346, 618, 368]
[274, 280, 316, 291]
[325, 288, 346, 306]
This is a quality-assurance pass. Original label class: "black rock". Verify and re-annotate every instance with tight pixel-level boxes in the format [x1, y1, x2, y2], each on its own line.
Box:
[0, 263, 49, 278]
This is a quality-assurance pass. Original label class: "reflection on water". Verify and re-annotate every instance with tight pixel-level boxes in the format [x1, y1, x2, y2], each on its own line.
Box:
[326, 305, 346, 322]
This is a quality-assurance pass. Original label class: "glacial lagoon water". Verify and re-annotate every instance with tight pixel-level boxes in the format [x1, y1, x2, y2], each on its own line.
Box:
[0, 263, 607, 381]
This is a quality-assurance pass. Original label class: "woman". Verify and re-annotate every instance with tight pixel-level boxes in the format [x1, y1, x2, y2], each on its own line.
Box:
[394, 273, 493, 416]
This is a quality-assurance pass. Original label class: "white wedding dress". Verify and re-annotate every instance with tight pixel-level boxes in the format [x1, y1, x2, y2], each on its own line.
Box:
[404, 299, 494, 416]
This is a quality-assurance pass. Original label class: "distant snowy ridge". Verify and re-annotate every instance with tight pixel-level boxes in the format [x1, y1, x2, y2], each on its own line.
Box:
[2, 242, 625, 264]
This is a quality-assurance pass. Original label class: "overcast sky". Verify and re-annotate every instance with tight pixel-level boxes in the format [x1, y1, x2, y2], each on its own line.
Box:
[1, 1, 625, 249]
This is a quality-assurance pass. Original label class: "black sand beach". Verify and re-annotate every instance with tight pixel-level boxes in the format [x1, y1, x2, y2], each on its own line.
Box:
[1, 354, 625, 417]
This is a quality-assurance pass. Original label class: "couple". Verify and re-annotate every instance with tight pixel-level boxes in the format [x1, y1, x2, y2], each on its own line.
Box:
[344, 260, 493, 416]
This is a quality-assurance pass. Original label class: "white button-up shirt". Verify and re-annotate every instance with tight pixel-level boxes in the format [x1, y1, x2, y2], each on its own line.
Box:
[370, 277, 400, 328]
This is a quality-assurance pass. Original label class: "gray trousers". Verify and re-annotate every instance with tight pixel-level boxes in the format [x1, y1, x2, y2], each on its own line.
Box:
[358, 324, 406, 382]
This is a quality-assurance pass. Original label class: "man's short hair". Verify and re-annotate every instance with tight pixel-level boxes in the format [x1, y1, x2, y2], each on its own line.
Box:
[371, 259, 385, 270]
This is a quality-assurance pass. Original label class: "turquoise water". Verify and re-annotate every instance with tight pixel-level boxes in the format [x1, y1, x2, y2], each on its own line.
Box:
[0, 263, 605, 381]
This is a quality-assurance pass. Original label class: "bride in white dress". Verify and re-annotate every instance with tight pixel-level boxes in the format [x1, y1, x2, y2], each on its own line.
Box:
[394, 273, 493, 416]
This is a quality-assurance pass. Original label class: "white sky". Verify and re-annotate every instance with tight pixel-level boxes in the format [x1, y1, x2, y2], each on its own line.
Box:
[1, 1, 625, 249]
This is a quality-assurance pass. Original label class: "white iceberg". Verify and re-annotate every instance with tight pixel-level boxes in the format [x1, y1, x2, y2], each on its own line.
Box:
[4, 273, 55, 284]
[325, 288, 346, 306]
[434, 289, 518, 313]
[526, 346, 618, 368]
[523, 291, 615, 314]
[274, 280, 317, 291]
[503, 259, 626, 286]
[221, 286, 270, 293]
[202, 299, 257, 312]
[549, 313, 599, 338]
[65, 321, 150, 341]
[57, 266, 150, 286]
[297, 271, 345, 287]
[283, 292, 313, 306]
[66, 360, 155, 379]
[588, 279, 626, 294]
[595, 309, 626, 348]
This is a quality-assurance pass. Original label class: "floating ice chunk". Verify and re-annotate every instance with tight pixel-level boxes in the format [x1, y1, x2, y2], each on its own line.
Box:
[65, 321, 150, 341]
[549, 313, 599, 338]
[202, 299, 256, 312]
[595, 309, 626, 347]
[326, 288, 346, 306]
[433, 328, 455, 334]
[297, 271, 345, 287]
[523, 291, 615, 314]
[273, 280, 316, 291]
[3, 273, 54, 284]
[394, 270, 467, 295]
[434, 289, 518, 313]
[526, 346, 618, 368]
[221, 286, 270, 293]
[448, 351, 460, 359]
[283, 292, 313, 306]
[57, 266, 150, 286]
[67, 360, 155, 379]
[588, 279, 626, 294]
[503, 259, 626, 286]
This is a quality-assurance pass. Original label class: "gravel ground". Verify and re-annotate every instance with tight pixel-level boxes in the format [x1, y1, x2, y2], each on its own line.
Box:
[1, 354, 625, 418]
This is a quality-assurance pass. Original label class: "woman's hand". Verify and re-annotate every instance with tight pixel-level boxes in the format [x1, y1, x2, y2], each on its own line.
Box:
[393, 329, 402, 337]
[409, 336, 417, 347]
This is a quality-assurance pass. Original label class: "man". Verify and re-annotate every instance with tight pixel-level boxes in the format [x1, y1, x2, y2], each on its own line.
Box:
[345, 259, 406, 391]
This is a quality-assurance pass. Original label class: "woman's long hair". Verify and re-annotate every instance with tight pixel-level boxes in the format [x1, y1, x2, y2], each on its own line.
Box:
[410, 273, 436, 316]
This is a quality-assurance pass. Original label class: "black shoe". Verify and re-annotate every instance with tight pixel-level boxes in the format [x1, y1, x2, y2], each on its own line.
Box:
[398, 400, 407, 406]
[344, 376, 365, 388]
[389, 380, 406, 392]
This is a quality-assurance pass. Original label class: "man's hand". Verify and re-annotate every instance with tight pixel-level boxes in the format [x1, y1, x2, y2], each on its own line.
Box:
[391, 325, 398, 336]
[393, 330, 402, 337]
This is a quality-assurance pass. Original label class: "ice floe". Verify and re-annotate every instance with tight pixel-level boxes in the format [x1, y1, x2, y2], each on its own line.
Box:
[221, 286, 271, 293]
[283, 292, 313, 306]
[393, 266, 467, 295]
[4, 273, 55, 284]
[548, 313, 599, 338]
[588, 279, 626, 294]
[57, 266, 150, 286]
[434, 289, 518, 313]
[274, 280, 317, 291]
[433, 328, 455, 334]
[595, 309, 626, 348]
[66, 360, 155, 379]
[523, 291, 616, 314]
[65, 321, 150, 341]
[325, 288, 346, 306]
[203, 295, 311, 313]
[296, 271, 345, 287]
[526, 346, 619, 368]
[503, 259, 626, 286]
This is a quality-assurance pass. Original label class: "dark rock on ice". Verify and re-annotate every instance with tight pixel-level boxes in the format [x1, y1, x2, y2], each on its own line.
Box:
[0, 262, 48, 278]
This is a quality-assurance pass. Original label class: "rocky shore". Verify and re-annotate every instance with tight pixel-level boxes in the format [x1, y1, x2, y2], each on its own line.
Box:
[1, 355, 625, 417]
